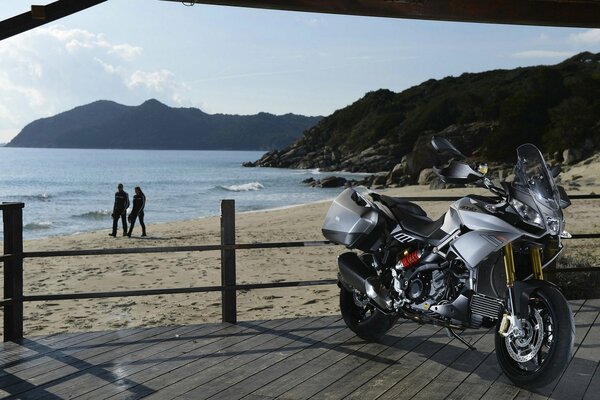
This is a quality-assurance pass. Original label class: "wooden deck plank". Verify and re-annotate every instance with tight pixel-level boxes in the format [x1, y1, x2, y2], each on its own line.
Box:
[245, 322, 362, 399]
[0, 326, 160, 391]
[174, 317, 347, 400]
[145, 316, 342, 400]
[0, 325, 182, 398]
[376, 329, 492, 400]
[583, 361, 600, 400]
[552, 299, 600, 400]
[17, 323, 228, 400]
[60, 322, 238, 400]
[279, 324, 446, 400]
[231, 320, 421, 400]
[197, 317, 349, 400]
[101, 317, 325, 400]
[74, 318, 287, 400]
[0, 298, 595, 400]
[301, 321, 432, 400]
[409, 328, 496, 400]
[335, 325, 444, 400]
[0, 330, 110, 369]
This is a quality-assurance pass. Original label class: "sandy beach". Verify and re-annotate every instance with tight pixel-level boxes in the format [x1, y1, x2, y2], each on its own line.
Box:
[2, 181, 598, 340]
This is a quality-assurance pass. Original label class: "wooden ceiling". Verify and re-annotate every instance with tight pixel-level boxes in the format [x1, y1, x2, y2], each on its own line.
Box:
[2, 0, 600, 42]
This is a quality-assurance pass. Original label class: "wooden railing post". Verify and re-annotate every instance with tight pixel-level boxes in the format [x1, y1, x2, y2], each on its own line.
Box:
[220, 199, 236, 323]
[2, 202, 24, 342]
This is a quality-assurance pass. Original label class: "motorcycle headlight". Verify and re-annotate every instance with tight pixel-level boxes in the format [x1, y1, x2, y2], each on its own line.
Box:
[510, 199, 544, 229]
[546, 217, 561, 236]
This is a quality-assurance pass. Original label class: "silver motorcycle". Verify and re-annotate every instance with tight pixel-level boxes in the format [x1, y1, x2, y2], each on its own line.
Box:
[322, 137, 575, 388]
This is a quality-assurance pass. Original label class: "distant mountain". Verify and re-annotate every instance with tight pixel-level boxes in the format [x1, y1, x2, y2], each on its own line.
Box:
[247, 52, 600, 179]
[7, 99, 322, 150]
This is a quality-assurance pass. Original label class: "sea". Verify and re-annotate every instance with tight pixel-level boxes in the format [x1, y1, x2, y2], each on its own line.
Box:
[0, 148, 367, 240]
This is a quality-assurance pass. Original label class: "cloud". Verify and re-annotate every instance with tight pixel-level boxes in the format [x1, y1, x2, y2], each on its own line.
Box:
[127, 69, 176, 91]
[0, 71, 46, 109]
[569, 29, 600, 45]
[126, 69, 193, 106]
[297, 16, 327, 27]
[94, 57, 121, 75]
[512, 50, 575, 59]
[36, 25, 143, 61]
[0, 25, 196, 141]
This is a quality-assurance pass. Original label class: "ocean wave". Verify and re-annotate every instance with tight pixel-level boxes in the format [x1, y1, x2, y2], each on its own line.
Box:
[218, 182, 265, 192]
[292, 168, 321, 175]
[73, 210, 112, 219]
[5, 193, 52, 202]
[24, 221, 53, 230]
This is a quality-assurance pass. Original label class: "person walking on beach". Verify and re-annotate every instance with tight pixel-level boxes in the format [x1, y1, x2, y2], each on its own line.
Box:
[127, 186, 146, 237]
[110, 183, 129, 237]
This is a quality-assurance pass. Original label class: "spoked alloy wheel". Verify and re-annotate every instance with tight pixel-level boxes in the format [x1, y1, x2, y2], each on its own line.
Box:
[339, 286, 395, 342]
[495, 283, 575, 389]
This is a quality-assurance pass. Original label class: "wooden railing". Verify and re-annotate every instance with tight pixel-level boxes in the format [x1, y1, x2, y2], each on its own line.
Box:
[2, 194, 599, 342]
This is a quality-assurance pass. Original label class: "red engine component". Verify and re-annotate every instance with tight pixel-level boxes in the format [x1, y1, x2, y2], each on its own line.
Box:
[398, 250, 422, 270]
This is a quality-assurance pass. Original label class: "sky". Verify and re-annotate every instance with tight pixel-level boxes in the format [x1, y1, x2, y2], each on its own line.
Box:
[0, 0, 600, 143]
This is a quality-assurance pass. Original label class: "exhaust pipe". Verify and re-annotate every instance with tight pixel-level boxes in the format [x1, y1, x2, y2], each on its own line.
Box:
[338, 252, 392, 310]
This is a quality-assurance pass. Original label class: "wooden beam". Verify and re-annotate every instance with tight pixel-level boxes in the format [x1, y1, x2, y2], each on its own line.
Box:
[0, 0, 107, 41]
[163, 0, 600, 28]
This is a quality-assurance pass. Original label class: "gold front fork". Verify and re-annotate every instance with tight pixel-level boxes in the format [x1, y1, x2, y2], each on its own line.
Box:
[503, 243, 544, 284]
[531, 246, 544, 280]
[503, 243, 516, 286]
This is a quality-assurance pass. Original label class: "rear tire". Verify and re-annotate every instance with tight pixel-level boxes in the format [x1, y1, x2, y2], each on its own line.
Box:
[495, 283, 575, 389]
[339, 286, 396, 342]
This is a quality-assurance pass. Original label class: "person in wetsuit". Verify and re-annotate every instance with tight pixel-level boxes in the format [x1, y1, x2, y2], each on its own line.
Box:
[127, 186, 146, 237]
[110, 183, 130, 237]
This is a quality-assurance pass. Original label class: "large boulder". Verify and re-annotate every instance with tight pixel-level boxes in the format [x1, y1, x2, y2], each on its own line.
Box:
[563, 148, 582, 165]
[418, 168, 437, 185]
[318, 176, 347, 188]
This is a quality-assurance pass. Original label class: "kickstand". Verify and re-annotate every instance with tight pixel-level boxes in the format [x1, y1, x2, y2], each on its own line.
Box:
[446, 327, 477, 351]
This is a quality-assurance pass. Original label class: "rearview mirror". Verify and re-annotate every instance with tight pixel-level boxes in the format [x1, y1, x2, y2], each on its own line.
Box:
[549, 165, 562, 178]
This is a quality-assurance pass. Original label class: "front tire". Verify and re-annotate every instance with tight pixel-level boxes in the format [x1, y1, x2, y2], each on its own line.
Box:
[339, 286, 396, 342]
[495, 283, 575, 389]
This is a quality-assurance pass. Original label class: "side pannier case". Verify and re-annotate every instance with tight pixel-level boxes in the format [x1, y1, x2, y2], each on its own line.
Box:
[321, 188, 384, 251]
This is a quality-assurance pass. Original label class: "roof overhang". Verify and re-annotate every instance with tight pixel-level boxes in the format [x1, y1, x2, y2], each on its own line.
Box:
[161, 0, 600, 28]
[2, 0, 600, 43]
[0, 0, 106, 41]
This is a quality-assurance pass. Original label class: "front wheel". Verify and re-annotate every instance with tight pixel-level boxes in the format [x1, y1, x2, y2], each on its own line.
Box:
[339, 286, 396, 342]
[495, 283, 575, 389]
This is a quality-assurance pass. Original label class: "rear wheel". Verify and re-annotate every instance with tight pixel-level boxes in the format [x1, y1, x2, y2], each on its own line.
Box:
[339, 286, 396, 342]
[495, 283, 575, 389]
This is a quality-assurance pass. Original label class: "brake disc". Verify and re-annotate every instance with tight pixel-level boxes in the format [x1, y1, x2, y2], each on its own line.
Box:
[505, 309, 544, 363]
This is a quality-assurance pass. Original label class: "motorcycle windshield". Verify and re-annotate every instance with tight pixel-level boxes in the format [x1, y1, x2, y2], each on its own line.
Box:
[515, 144, 560, 211]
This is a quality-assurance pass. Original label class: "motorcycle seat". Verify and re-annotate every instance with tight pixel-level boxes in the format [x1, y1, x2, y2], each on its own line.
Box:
[375, 194, 446, 242]
[378, 195, 428, 218]
[401, 213, 446, 240]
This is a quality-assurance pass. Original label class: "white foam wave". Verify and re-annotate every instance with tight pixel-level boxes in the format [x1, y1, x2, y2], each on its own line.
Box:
[74, 210, 112, 219]
[24, 221, 53, 230]
[220, 182, 265, 192]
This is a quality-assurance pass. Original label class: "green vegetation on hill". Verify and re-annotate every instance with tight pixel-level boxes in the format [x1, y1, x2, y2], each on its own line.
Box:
[248, 52, 600, 173]
[7, 99, 322, 151]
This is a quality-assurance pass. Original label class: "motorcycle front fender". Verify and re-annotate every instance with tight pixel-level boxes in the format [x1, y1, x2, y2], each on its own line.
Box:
[508, 280, 562, 318]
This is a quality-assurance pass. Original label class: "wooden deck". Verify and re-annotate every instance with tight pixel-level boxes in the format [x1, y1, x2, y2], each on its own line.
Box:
[0, 299, 597, 400]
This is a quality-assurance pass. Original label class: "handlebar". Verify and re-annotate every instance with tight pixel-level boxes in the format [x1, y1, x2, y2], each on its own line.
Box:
[482, 177, 507, 198]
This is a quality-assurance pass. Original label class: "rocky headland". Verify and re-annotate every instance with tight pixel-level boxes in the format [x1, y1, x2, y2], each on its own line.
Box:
[244, 52, 600, 189]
